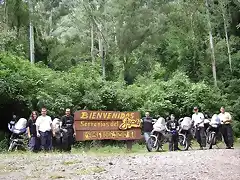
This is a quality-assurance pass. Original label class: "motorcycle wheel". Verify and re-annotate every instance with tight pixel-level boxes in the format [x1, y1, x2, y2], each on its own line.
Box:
[146, 136, 160, 152]
[178, 134, 189, 151]
[8, 141, 16, 152]
[208, 132, 216, 149]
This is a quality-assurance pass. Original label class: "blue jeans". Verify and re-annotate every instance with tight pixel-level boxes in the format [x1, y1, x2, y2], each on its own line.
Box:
[28, 136, 40, 151]
[39, 131, 52, 151]
[144, 132, 151, 143]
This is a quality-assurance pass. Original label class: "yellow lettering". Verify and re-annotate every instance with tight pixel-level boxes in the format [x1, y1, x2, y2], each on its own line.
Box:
[131, 131, 135, 138]
[80, 112, 89, 119]
[97, 112, 102, 119]
[112, 113, 118, 119]
[80, 121, 84, 127]
[92, 112, 97, 119]
[131, 113, 135, 119]
[107, 113, 112, 119]
[120, 113, 125, 119]
[114, 121, 118, 127]
[103, 113, 108, 119]
[89, 112, 92, 119]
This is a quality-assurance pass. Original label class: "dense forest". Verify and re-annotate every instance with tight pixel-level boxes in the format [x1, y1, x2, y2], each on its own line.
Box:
[0, 0, 240, 137]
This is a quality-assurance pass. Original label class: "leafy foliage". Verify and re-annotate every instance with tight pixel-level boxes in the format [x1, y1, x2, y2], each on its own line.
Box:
[0, 0, 240, 136]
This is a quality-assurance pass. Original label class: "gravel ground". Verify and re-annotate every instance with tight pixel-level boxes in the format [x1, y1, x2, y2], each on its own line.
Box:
[0, 149, 240, 180]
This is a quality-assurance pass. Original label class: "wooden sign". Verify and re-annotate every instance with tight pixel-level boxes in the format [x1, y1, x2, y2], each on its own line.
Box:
[74, 110, 142, 141]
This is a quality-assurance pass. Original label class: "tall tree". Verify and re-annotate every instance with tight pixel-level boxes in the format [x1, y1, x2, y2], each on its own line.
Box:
[205, 0, 217, 87]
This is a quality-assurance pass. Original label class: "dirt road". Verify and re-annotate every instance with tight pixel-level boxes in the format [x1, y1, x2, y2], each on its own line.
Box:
[0, 149, 240, 180]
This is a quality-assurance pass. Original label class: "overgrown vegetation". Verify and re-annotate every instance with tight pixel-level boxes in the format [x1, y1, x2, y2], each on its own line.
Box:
[0, 0, 240, 147]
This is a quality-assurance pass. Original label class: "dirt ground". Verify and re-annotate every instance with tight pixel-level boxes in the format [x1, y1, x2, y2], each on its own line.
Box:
[0, 148, 240, 180]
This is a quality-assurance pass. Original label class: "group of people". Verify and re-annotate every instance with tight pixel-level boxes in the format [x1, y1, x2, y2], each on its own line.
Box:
[141, 106, 234, 151]
[9, 106, 234, 152]
[13, 107, 76, 152]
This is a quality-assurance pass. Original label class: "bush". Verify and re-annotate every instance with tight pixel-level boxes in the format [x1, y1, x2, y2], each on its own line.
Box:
[0, 131, 8, 151]
[0, 53, 239, 136]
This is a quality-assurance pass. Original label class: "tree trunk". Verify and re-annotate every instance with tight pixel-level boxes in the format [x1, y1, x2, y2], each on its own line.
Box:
[15, 0, 21, 38]
[91, 22, 95, 64]
[4, 0, 8, 27]
[114, 25, 117, 46]
[28, 0, 35, 64]
[205, 0, 217, 87]
[98, 25, 105, 80]
[221, 2, 232, 72]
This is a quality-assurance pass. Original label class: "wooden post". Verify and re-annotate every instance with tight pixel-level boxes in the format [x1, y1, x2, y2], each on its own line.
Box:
[126, 140, 133, 151]
[84, 141, 91, 152]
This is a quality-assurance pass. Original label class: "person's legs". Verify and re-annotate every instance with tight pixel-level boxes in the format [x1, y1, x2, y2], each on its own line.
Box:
[195, 128, 201, 148]
[168, 134, 173, 151]
[67, 131, 74, 152]
[35, 137, 41, 151]
[46, 131, 52, 151]
[221, 125, 229, 147]
[39, 131, 47, 151]
[28, 136, 36, 151]
[200, 127, 206, 148]
[66, 135, 73, 152]
[143, 132, 150, 143]
[173, 134, 179, 151]
[226, 125, 234, 148]
[62, 131, 69, 151]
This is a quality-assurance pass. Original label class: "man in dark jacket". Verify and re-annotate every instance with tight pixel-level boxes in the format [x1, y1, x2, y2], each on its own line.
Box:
[141, 112, 153, 143]
[165, 114, 179, 151]
[61, 108, 76, 152]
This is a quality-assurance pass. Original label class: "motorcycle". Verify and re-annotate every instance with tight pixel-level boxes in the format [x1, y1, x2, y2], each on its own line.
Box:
[206, 114, 221, 149]
[8, 118, 28, 151]
[178, 117, 193, 151]
[146, 117, 189, 152]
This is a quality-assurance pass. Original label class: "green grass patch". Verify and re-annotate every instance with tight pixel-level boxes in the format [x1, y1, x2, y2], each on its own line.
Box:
[49, 175, 65, 179]
[75, 166, 106, 175]
[61, 160, 82, 165]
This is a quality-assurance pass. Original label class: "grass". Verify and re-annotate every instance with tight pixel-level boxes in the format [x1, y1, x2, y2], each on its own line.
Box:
[0, 141, 239, 157]
[61, 160, 82, 165]
[75, 166, 106, 175]
[49, 175, 65, 179]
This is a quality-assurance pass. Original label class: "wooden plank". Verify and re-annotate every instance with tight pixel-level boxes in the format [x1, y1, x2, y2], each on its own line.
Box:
[74, 110, 140, 121]
[75, 129, 142, 141]
[75, 120, 122, 131]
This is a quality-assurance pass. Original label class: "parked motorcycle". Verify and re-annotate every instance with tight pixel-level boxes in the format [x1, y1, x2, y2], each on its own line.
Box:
[206, 114, 221, 149]
[146, 117, 189, 152]
[8, 118, 28, 151]
[178, 117, 193, 150]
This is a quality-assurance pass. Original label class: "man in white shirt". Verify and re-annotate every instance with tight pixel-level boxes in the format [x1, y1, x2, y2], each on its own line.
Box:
[36, 107, 55, 151]
[192, 107, 206, 150]
[219, 107, 234, 149]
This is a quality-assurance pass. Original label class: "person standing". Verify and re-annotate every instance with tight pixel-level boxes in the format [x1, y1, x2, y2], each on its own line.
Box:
[8, 114, 18, 131]
[27, 111, 40, 152]
[192, 107, 206, 150]
[61, 108, 76, 152]
[219, 107, 234, 149]
[36, 107, 55, 151]
[141, 112, 153, 143]
[165, 114, 179, 151]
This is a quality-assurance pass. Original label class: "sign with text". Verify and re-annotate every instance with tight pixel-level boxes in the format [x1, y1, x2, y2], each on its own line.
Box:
[74, 110, 142, 141]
